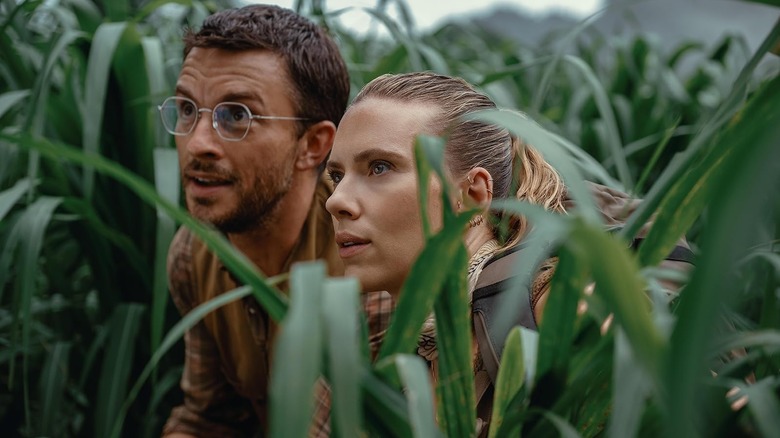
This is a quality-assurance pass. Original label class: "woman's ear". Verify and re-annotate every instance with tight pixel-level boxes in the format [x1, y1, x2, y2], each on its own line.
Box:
[295, 120, 337, 171]
[464, 167, 493, 208]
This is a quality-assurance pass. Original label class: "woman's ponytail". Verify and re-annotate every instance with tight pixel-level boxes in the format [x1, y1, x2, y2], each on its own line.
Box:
[501, 136, 567, 249]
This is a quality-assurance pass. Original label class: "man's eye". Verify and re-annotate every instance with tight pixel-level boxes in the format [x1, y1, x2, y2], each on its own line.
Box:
[370, 161, 390, 175]
[230, 107, 248, 122]
[180, 102, 196, 117]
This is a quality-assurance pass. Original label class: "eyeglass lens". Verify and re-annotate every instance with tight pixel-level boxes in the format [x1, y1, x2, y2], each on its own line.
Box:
[159, 97, 252, 140]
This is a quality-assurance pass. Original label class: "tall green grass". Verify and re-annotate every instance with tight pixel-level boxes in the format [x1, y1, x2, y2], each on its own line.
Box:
[1, 0, 779, 436]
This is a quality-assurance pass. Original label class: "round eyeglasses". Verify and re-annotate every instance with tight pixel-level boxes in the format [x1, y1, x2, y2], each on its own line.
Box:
[158, 96, 309, 141]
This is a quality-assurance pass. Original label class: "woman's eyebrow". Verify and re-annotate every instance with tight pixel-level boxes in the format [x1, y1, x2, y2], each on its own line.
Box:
[353, 148, 407, 163]
[325, 160, 343, 172]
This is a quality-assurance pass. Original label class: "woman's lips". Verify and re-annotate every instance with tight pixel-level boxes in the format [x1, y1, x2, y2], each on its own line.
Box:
[335, 232, 371, 258]
[338, 241, 370, 258]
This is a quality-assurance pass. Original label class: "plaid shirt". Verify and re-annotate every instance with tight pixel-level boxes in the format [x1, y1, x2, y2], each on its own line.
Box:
[163, 181, 344, 437]
[309, 291, 396, 437]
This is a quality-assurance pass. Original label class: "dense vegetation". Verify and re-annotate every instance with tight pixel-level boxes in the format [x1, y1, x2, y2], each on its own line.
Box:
[1, 0, 778, 436]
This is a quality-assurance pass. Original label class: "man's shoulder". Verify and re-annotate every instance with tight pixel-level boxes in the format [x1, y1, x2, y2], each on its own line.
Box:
[167, 225, 236, 312]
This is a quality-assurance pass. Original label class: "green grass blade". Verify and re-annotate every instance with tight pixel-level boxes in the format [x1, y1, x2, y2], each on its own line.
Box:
[562, 55, 632, 189]
[489, 327, 525, 438]
[109, 285, 257, 437]
[394, 354, 440, 438]
[8, 195, 61, 432]
[322, 277, 363, 437]
[377, 132, 472, 361]
[362, 371, 413, 437]
[0, 177, 34, 221]
[535, 244, 588, 389]
[664, 74, 780, 436]
[486, 199, 570, 339]
[82, 21, 128, 199]
[101, 0, 129, 22]
[150, 148, 178, 366]
[0, 89, 29, 119]
[621, 17, 780, 241]
[607, 330, 651, 438]
[530, 4, 610, 112]
[433, 243, 475, 437]
[637, 74, 780, 268]
[134, 0, 192, 22]
[7, 133, 288, 320]
[95, 303, 145, 438]
[38, 341, 70, 437]
[546, 130, 622, 189]
[540, 410, 582, 438]
[23, 28, 82, 203]
[632, 119, 679, 195]
[24, 29, 83, 136]
[740, 377, 780, 437]
[376, 226, 465, 360]
[708, 330, 780, 357]
[470, 110, 601, 223]
[362, 7, 422, 70]
[573, 220, 664, 375]
[270, 262, 325, 438]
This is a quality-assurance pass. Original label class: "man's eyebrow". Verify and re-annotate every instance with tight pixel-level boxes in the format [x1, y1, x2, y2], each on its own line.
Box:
[174, 85, 192, 98]
[222, 91, 263, 104]
[172, 87, 264, 107]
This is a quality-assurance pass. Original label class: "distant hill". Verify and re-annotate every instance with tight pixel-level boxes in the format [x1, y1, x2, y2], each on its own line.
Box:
[470, 0, 779, 64]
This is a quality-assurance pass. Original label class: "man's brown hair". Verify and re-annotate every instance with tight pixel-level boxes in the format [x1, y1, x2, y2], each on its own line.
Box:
[183, 4, 350, 135]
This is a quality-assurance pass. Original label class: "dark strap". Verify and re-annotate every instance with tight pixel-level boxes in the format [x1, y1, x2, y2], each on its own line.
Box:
[630, 238, 697, 264]
[472, 247, 536, 384]
[471, 239, 694, 384]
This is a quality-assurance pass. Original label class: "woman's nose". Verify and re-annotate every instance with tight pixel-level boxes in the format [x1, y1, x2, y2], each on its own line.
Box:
[326, 180, 359, 220]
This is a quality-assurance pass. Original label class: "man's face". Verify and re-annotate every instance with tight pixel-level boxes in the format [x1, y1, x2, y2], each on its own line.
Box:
[174, 48, 302, 233]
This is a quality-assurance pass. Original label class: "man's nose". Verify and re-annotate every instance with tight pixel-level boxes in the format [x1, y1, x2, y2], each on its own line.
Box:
[183, 111, 224, 159]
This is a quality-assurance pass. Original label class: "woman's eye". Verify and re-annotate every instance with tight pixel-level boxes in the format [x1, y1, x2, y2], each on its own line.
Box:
[370, 161, 390, 176]
[328, 170, 343, 184]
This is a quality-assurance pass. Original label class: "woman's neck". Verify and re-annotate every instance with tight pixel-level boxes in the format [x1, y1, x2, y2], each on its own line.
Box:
[463, 224, 496, 258]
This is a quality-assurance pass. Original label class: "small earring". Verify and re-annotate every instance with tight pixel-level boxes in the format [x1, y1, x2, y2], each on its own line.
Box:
[469, 215, 484, 228]
[467, 175, 474, 184]
[456, 200, 462, 210]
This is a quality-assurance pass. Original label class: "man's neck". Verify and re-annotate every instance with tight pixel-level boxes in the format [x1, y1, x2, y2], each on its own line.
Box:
[227, 174, 317, 277]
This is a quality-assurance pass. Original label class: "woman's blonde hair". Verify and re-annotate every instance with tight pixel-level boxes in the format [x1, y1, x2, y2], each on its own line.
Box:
[352, 72, 566, 248]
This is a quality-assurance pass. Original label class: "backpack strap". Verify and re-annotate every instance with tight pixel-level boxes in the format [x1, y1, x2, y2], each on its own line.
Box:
[472, 245, 536, 384]
[630, 238, 697, 264]
[471, 241, 696, 385]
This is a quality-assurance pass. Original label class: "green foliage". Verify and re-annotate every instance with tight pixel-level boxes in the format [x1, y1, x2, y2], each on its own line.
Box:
[1, 0, 779, 437]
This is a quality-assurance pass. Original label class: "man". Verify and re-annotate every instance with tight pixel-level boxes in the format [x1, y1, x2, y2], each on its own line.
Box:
[160, 5, 349, 436]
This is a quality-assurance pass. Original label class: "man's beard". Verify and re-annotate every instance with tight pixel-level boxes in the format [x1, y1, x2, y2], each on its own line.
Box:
[186, 150, 296, 234]
[214, 167, 293, 233]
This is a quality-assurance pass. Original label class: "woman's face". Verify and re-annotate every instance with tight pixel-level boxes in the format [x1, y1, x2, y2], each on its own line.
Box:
[325, 98, 442, 295]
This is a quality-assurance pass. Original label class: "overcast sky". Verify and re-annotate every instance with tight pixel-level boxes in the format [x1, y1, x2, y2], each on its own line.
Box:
[252, 0, 602, 32]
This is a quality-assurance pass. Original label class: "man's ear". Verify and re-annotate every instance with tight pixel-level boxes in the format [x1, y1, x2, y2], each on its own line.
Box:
[295, 120, 337, 171]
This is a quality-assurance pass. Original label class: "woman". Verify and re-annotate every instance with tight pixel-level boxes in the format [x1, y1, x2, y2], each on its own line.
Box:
[323, 72, 567, 435]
